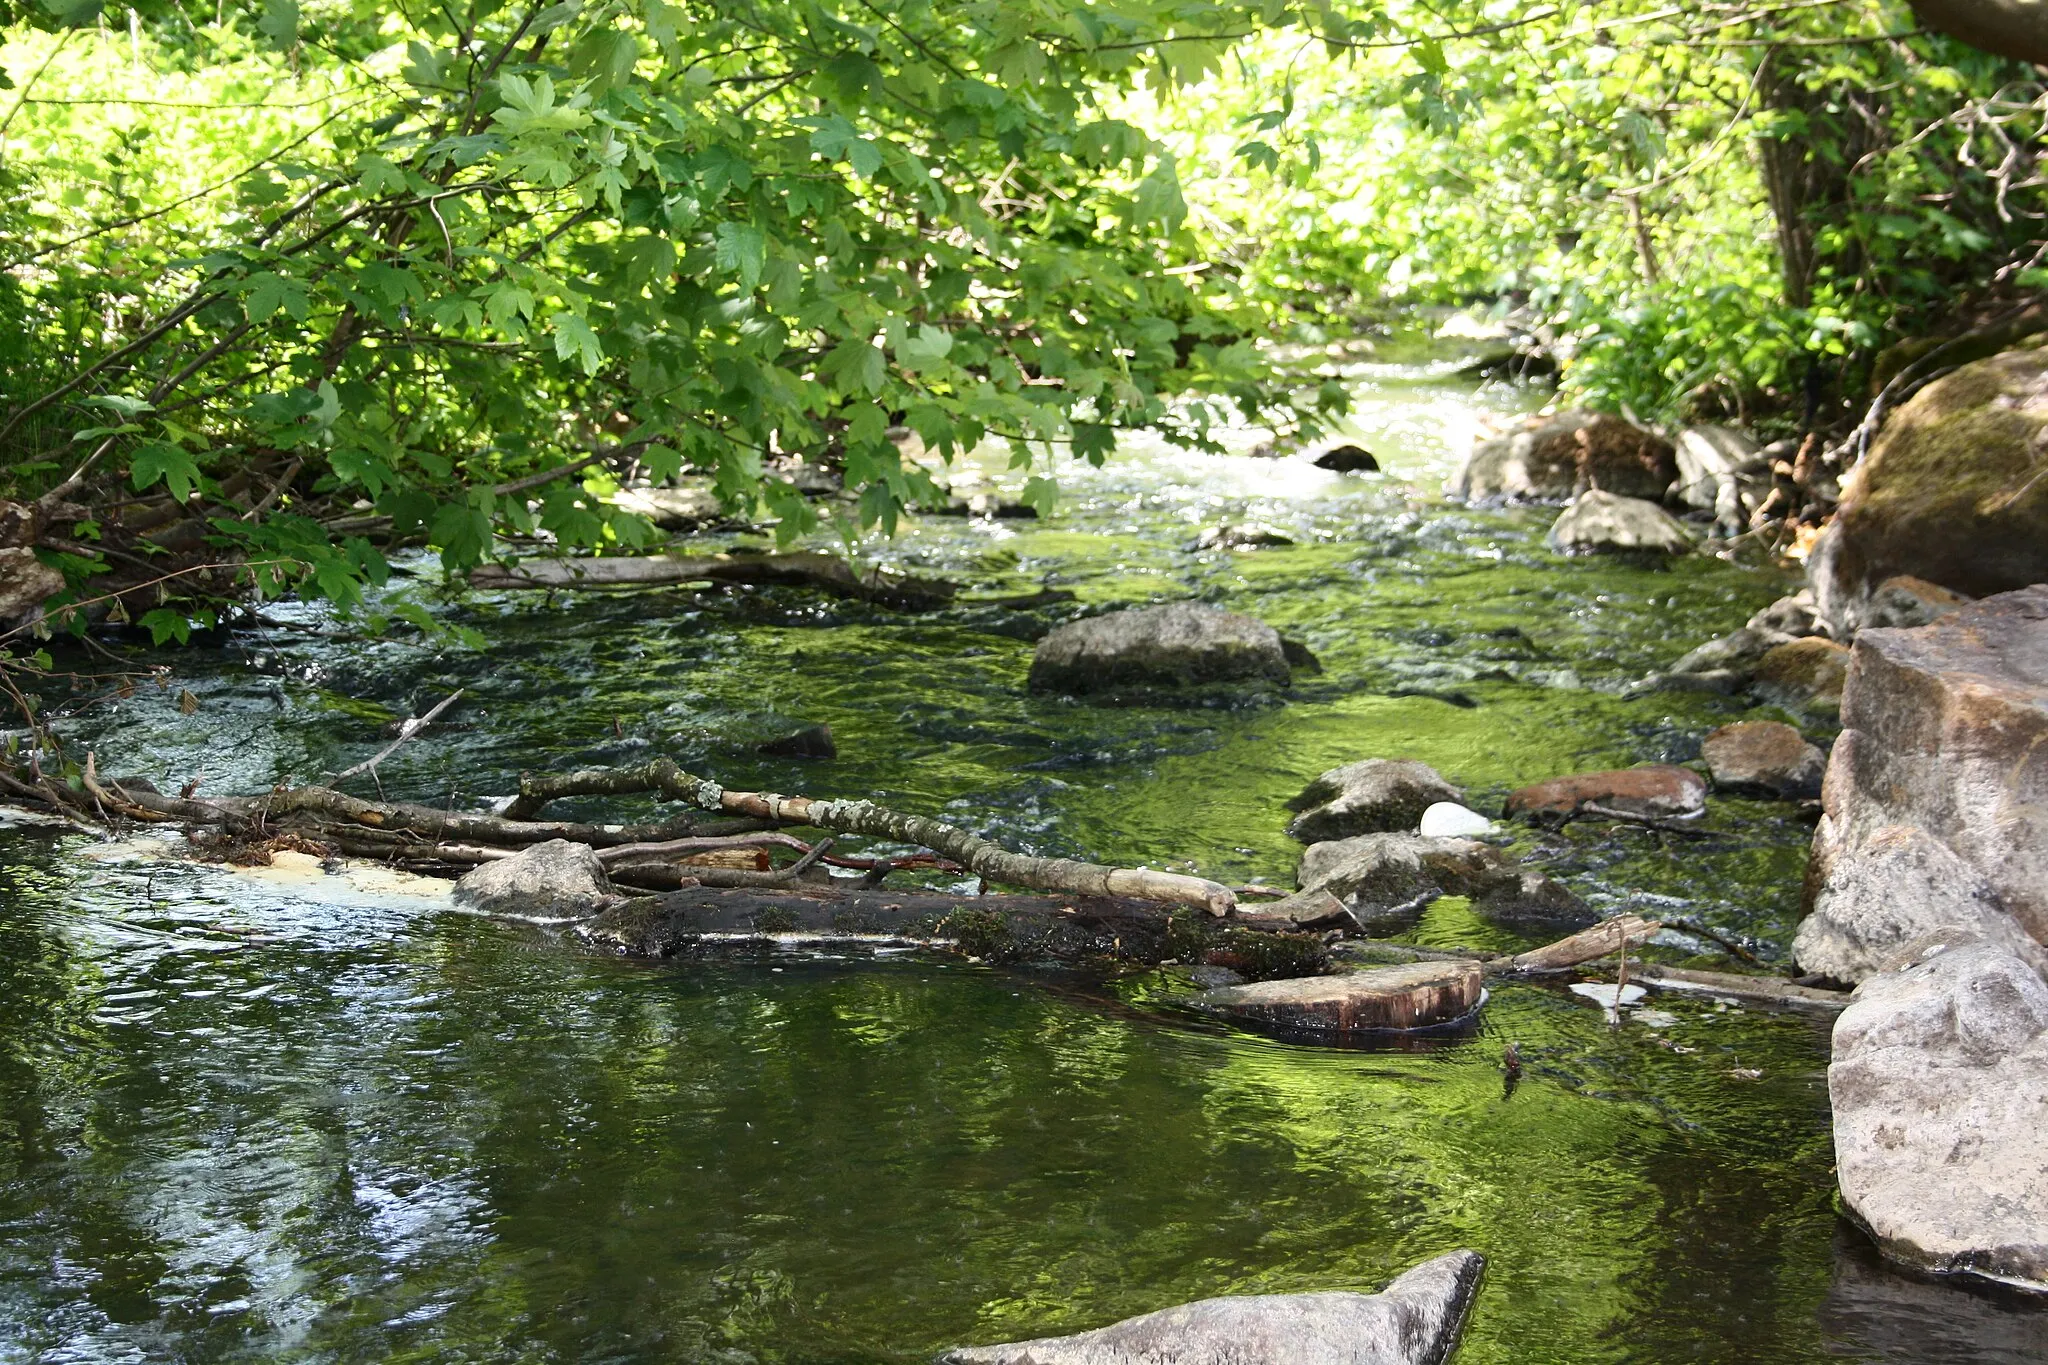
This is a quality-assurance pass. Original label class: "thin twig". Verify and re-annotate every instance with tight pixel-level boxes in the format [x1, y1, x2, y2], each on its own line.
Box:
[331, 690, 463, 791]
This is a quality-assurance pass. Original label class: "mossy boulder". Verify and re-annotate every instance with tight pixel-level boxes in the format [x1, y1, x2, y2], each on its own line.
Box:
[1812, 346, 2048, 634]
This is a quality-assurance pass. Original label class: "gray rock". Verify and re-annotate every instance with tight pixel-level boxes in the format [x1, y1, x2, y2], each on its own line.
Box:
[1747, 589, 1822, 638]
[1286, 759, 1463, 843]
[1752, 637, 1851, 713]
[1453, 411, 1673, 502]
[1805, 586, 2048, 950]
[0, 547, 63, 624]
[1298, 833, 1587, 929]
[1667, 625, 1794, 676]
[1860, 575, 1970, 631]
[1702, 720, 1825, 800]
[1547, 490, 1696, 555]
[937, 1249, 1484, 1365]
[453, 839, 614, 917]
[1670, 425, 1769, 534]
[1795, 825, 2048, 984]
[1829, 941, 2048, 1290]
[1027, 603, 1291, 694]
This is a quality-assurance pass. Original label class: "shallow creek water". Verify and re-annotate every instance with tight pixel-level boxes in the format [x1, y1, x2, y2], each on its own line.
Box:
[4, 341, 2045, 1363]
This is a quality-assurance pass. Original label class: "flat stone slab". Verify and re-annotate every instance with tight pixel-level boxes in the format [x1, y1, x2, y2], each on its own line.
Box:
[938, 1249, 1484, 1365]
[1028, 602, 1291, 693]
[1193, 961, 1483, 1034]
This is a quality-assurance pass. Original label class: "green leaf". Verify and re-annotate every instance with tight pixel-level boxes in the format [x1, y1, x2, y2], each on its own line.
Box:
[129, 442, 203, 503]
[138, 608, 192, 647]
[257, 0, 299, 49]
[713, 221, 767, 289]
[549, 312, 605, 375]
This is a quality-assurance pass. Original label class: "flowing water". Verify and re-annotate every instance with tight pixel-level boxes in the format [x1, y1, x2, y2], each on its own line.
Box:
[4, 337, 2044, 1363]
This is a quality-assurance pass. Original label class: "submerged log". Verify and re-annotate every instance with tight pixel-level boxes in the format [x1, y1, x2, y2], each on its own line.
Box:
[582, 884, 1187, 965]
[469, 550, 957, 609]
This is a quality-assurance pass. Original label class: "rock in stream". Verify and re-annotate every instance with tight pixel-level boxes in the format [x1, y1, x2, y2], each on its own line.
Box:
[937, 1249, 1485, 1365]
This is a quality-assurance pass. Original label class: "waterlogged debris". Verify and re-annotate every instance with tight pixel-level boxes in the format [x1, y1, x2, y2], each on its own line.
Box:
[1568, 982, 1648, 1010]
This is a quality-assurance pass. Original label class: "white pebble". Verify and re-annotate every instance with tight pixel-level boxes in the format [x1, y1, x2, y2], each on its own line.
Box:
[1418, 801, 1494, 836]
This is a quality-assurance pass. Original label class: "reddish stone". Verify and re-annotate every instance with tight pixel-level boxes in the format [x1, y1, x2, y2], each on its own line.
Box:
[1702, 721, 1825, 800]
[1504, 765, 1707, 823]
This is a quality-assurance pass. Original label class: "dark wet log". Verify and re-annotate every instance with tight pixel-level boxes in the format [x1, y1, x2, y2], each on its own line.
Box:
[469, 550, 957, 609]
[582, 884, 1186, 965]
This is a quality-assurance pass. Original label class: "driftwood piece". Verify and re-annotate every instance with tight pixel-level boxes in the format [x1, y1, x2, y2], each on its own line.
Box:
[1492, 914, 1662, 975]
[497, 757, 1239, 915]
[469, 551, 957, 609]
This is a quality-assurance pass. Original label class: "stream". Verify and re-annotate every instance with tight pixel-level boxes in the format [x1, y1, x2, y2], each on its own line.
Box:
[3, 333, 2042, 1363]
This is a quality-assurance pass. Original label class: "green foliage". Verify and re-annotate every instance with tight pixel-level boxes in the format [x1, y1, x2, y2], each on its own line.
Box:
[0, 0, 1371, 622]
[1133, 1, 2042, 426]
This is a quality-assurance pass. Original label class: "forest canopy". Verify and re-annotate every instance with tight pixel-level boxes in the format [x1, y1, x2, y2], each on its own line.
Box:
[0, 0, 2038, 640]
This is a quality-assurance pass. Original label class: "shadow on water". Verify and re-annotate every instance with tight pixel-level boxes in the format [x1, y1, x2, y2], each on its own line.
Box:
[1, 348, 2040, 1361]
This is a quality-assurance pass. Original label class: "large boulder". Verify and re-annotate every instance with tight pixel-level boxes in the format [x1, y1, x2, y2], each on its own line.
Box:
[1810, 346, 2048, 635]
[1285, 759, 1462, 842]
[453, 839, 614, 917]
[1195, 961, 1484, 1035]
[1297, 833, 1587, 928]
[1453, 411, 1674, 502]
[1828, 941, 2048, 1290]
[1701, 721, 1825, 800]
[1504, 765, 1706, 824]
[1799, 587, 2048, 973]
[1794, 825, 2048, 984]
[1670, 425, 1769, 534]
[1028, 603, 1291, 693]
[1548, 490, 1695, 555]
[938, 1249, 1484, 1365]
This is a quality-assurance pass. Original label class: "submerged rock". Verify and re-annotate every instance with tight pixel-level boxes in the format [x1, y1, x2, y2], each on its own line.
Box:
[938, 1249, 1485, 1365]
[1810, 346, 2048, 635]
[1297, 833, 1586, 928]
[1702, 721, 1824, 800]
[1668, 625, 1795, 677]
[1804, 586, 2048, 963]
[1504, 765, 1706, 824]
[1192, 524, 1294, 551]
[1752, 637, 1850, 712]
[453, 839, 614, 917]
[1028, 603, 1291, 694]
[1194, 961, 1484, 1034]
[1795, 825, 2048, 984]
[1312, 442, 1380, 473]
[757, 723, 837, 759]
[1285, 759, 1463, 843]
[1548, 489, 1695, 555]
[1829, 941, 2048, 1291]
[1748, 589, 1822, 639]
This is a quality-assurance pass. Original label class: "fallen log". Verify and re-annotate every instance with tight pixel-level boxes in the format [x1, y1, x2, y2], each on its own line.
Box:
[496, 757, 1239, 916]
[583, 884, 1185, 965]
[469, 551, 957, 609]
[1492, 914, 1661, 974]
